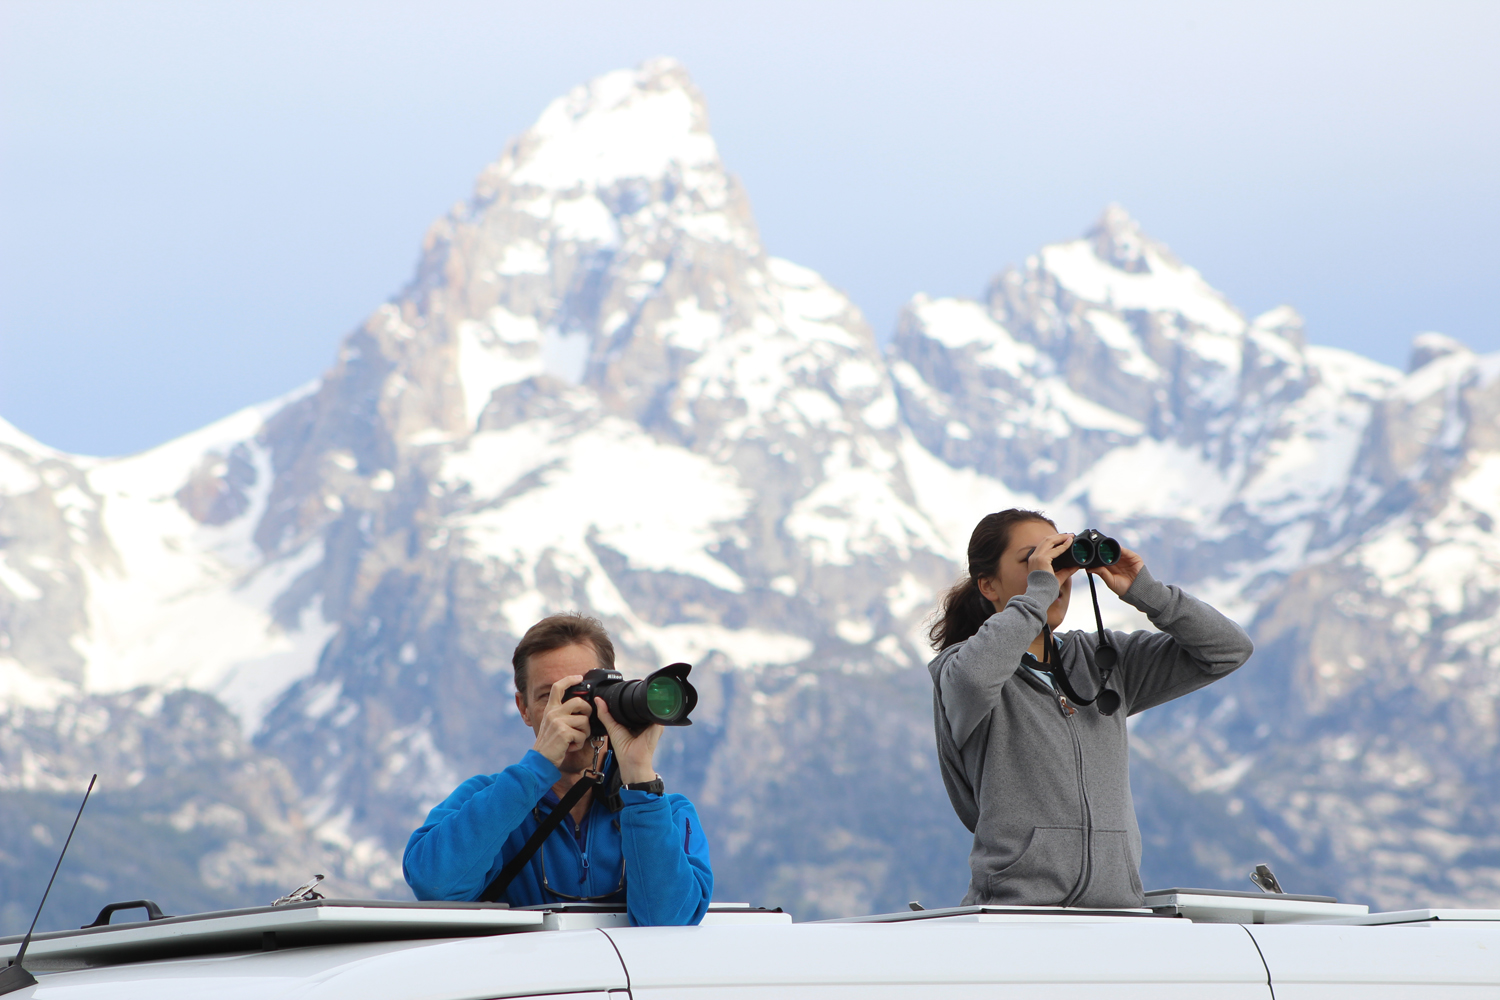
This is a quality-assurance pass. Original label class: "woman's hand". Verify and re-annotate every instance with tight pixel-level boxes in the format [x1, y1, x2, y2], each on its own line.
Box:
[1028, 532, 1078, 579]
[1091, 545, 1145, 597]
[595, 698, 663, 786]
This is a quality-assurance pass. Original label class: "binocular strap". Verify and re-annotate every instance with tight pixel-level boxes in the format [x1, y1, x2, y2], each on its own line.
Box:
[1039, 572, 1120, 714]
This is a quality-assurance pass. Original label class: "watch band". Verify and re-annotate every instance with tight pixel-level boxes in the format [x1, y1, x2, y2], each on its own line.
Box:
[623, 774, 664, 795]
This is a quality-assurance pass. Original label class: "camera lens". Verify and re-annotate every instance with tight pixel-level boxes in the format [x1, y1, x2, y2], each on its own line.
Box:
[645, 676, 683, 720]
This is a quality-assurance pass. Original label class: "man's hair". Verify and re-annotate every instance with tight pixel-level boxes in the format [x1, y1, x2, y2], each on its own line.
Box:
[512, 613, 615, 696]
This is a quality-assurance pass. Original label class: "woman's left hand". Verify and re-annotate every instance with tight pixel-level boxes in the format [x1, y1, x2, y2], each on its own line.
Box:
[1090, 545, 1145, 597]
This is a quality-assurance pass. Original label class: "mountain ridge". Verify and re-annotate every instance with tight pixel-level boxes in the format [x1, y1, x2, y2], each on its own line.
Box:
[2, 59, 1497, 928]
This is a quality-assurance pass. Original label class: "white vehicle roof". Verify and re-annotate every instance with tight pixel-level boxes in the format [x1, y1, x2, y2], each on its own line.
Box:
[2, 893, 1497, 998]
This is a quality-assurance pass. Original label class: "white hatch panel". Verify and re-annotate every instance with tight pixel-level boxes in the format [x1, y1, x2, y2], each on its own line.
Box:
[1145, 889, 1368, 924]
[0, 900, 541, 972]
[13, 928, 628, 1000]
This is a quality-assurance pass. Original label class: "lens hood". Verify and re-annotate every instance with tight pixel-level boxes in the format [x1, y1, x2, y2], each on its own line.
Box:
[566, 663, 699, 737]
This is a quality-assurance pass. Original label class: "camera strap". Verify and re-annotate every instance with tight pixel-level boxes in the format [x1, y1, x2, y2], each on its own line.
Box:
[478, 737, 607, 904]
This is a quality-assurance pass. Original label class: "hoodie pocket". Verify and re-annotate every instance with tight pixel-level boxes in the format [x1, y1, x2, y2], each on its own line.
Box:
[986, 826, 1084, 905]
[1073, 829, 1144, 908]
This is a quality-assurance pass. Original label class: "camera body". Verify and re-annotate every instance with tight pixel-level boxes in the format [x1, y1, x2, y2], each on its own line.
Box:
[563, 662, 698, 738]
[1052, 528, 1121, 571]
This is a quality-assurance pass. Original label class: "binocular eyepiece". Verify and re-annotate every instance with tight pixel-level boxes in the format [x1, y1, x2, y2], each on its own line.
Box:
[1052, 528, 1122, 571]
[564, 662, 698, 738]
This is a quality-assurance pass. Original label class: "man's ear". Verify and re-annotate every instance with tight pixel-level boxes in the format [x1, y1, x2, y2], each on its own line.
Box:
[515, 690, 530, 727]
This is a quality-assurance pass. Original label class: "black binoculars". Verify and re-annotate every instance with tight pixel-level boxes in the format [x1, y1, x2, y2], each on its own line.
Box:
[1052, 528, 1122, 571]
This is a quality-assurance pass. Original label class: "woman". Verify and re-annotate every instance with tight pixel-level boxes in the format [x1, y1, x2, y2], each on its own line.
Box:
[928, 509, 1253, 908]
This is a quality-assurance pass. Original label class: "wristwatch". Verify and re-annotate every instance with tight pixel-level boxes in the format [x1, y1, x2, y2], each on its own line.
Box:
[623, 774, 665, 795]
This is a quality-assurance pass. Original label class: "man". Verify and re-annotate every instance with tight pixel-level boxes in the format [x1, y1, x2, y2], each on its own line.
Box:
[403, 613, 712, 926]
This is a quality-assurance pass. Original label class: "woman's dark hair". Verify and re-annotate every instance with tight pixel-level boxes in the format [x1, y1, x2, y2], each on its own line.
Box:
[928, 508, 1056, 651]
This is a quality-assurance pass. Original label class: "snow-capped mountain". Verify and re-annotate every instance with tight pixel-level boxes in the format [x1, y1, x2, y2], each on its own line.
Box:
[892, 211, 1500, 906]
[1, 59, 1495, 928]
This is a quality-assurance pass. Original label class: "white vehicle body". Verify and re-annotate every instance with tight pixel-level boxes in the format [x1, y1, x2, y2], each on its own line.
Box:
[3, 893, 1497, 998]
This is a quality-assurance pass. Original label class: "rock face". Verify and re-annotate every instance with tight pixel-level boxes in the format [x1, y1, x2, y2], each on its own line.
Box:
[1, 59, 1496, 929]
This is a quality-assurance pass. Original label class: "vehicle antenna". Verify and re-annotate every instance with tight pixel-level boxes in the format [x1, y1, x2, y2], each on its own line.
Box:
[0, 773, 97, 996]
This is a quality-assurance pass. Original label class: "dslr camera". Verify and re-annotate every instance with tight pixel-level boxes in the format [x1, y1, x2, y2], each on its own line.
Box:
[564, 663, 698, 738]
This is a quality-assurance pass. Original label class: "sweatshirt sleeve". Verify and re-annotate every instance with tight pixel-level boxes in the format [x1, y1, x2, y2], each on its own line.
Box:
[402, 749, 560, 901]
[936, 570, 1060, 748]
[618, 790, 713, 926]
[1109, 566, 1255, 715]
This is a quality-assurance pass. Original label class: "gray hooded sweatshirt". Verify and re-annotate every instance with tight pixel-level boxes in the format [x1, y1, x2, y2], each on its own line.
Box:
[928, 567, 1253, 908]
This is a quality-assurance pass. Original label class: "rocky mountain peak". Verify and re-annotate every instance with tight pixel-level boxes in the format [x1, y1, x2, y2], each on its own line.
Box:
[1086, 203, 1173, 275]
[0, 415, 65, 463]
[1407, 331, 1472, 372]
[4, 61, 1498, 927]
[481, 58, 716, 198]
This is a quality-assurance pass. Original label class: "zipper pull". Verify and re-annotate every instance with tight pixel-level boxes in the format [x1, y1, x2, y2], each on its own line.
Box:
[1059, 694, 1076, 716]
[579, 852, 589, 885]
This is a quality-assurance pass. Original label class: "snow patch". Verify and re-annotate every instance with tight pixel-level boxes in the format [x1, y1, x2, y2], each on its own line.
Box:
[1041, 239, 1244, 336]
[785, 444, 945, 566]
[659, 297, 723, 352]
[1451, 453, 1500, 517]
[910, 296, 1038, 378]
[510, 66, 719, 192]
[496, 239, 550, 276]
[637, 622, 812, 671]
[0, 450, 41, 494]
[443, 417, 750, 596]
[1067, 438, 1233, 523]
[898, 432, 1058, 560]
[456, 309, 545, 429]
[1084, 309, 1161, 380]
[0, 658, 77, 710]
[551, 195, 620, 245]
[0, 553, 42, 601]
[542, 329, 591, 383]
[835, 619, 874, 644]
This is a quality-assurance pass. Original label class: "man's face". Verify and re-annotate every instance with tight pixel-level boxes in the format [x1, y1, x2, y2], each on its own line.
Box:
[985, 519, 1072, 630]
[515, 642, 607, 773]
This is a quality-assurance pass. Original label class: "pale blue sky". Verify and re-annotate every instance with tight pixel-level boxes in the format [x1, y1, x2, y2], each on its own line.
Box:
[2, 1, 1496, 455]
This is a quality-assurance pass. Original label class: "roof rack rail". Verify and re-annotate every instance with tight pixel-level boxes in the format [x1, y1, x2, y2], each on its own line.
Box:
[0, 900, 789, 972]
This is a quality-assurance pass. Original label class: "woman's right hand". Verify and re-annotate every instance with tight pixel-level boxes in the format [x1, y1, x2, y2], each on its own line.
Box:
[1028, 532, 1077, 577]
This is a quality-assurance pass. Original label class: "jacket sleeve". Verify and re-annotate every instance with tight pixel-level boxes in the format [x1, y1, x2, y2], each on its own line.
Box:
[1110, 566, 1255, 715]
[618, 790, 713, 926]
[402, 750, 559, 901]
[936, 570, 1060, 748]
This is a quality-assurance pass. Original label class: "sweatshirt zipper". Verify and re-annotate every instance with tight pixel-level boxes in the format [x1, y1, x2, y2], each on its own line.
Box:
[1056, 693, 1094, 907]
[577, 812, 591, 889]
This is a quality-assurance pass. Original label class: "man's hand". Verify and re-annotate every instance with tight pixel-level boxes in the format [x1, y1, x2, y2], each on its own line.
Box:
[595, 699, 662, 786]
[532, 675, 592, 767]
[1091, 545, 1145, 597]
[1029, 532, 1079, 581]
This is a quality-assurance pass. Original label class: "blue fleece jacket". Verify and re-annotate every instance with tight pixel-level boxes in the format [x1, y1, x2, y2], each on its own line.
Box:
[402, 750, 712, 926]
